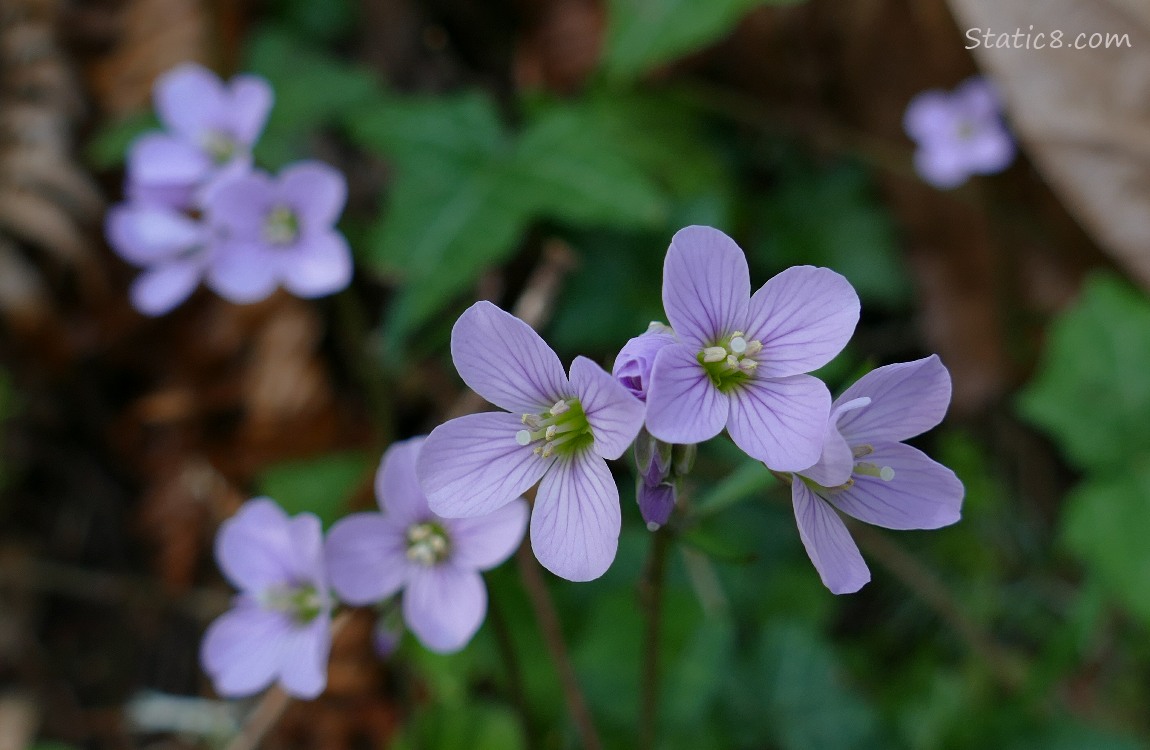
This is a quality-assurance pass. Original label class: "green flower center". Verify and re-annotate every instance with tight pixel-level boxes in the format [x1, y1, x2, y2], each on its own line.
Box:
[203, 130, 239, 165]
[698, 331, 762, 393]
[516, 398, 594, 459]
[263, 583, 324, 625]
[263, 206, 300, 246]
[406, 521, 452, 566]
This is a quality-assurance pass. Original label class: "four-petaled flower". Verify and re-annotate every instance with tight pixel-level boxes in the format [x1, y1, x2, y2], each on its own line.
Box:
[417, 301, 645, 582]
[645, 225, 860, 471]
[791, 355, 965, 594]
[325, 437, 527, 653]
[200, 498, 332, 699]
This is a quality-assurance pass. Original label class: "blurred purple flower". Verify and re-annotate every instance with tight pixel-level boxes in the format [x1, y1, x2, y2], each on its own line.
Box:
[904, 76, 1015, 189]
[326, 437, 527, 653]
[791, 355, 965, 594]
[417, 301, 646, 582]
[105, 203, 212, 315]
[204, 161, 353, 304]
[126, 63, 272, 209]
[645, 225, 859, 471]
[612, 324, 677, 402]
[200, 498, 331, 699]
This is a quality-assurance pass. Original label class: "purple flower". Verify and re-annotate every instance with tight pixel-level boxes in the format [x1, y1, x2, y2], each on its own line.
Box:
[612, 324, 677, 402]
[791, 355, 964, 594]
[127, 63, 272, 209]
[904, 76, 1015, 189]
[200, 498, 331, 699]
[645, 226, 859, 471]
[204, 161, 352, 303]
[325, 437, 527, 653]
[417, 301, 646, 582]
[105, 203, 211, 315]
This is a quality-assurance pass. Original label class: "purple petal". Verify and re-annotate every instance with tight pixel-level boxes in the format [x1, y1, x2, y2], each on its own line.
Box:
[154, 64, 229, 142]
[743, 266, 859, 378]
[214, 498, 297, 592]
[200, 601, 288, 697]
[728, 374, 830, 471]
[450, 301, 569, 414]
[276, 615, 330, 699]
[966, 126, 1015, 175]
[611, 329, 677, 402]
[279, 232, 353, 299]
[205, 172, 275, 240]
[279, 161, 347, 228]
[205, 243, 279, 304]
[797, 422, 854, 488]
[637, 481, 676, 528]
[419, 412, 554, 518]
[644, 343, 729, 445]
[376, 437, 432, 526]
[226, 74, 274, 145]
[661, 225, 750, 348]
[325, 513, 410, 604]
[835, 355, 952, 445]
[127, 133, 211, 189]
[284, 512, 327, 589]
[791, 480, 870, 595]
[106, 204, 203, 266]
[446, 498, 528, 570]
[569, 356, 645, 460]
[954, 76, 1001, 121]
[530, 449, 620, 582]
[903, 90, 955, 143]
[913, 143, 970, 189]
[129, 260, 201, 316]
[825, 442, 963, 530]
[403, 565, 487, 653]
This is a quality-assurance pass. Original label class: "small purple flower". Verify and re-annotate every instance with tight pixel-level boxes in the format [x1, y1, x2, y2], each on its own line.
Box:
[633, 430, 680, 528]
[127, 63, 272, 209]
[200, 498, 331, 699]
[645, 226, 859, 471]
[204, 161, 352, 303]
[105, 203, 211, 315]
[612, 324, 677, 402]
[325, 437, 527, 653]
[904, 76, 1015, 189]
[417, 301, 646, 582]
[791, 355, 965, 594]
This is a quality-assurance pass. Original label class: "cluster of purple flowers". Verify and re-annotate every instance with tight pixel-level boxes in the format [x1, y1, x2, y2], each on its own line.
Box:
[107, 64, 352, 315]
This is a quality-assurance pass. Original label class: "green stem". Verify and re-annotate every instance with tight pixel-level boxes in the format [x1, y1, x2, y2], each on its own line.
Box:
[639, 527, 671, 750]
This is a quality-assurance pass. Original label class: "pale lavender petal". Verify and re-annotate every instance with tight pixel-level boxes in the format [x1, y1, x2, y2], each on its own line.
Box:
[611, 329, 677, 402]
[279, 161, 347, 228]
[376, 437, 432, 526]
[129, 261, 201, 316]
[106, 204, 203, 266]
[825, 442, 963, 530]
[419, 412, 554, 518]
[835, 355, 952, 445]
[644, 343, 728, 445]
[530, 449, 620, 582]
[903, 90, 955, 143]
[205, 243, 279, 304]
[205, 172, 275, 239]
[569, 356, 645, 460]
[197, 156, 256, 208]
[661, 225, 750, 348]
[966, 126, 1015, 175]
[285, 512, 326, 590]
[200, 601, 287, 697]
[450, 301, 569, 414]
[324, 513, 409, 604]
[279, 232, 353, 298]
[214, 498, 296, 592]
[127, 133, 211, 188]
[637, 481, 675, 528]
[797, 422, 854, 488]
[954, 76, 1000, 121]
[154, 63, 229, 142]
[791, 481, 870, 595]
[226, 74, 274, 145]
[728, 374, 830, 471]
[743, 266, 859, 378]
[403, 565, 486, 653]
[446, 498, 528, 571]
[914, 143, 970, 189]
[276, 616, 330, 699]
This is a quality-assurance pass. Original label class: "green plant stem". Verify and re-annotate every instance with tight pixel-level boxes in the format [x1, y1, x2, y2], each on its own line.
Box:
[332, 288, 394, 445]
[639, 527, 671, 750]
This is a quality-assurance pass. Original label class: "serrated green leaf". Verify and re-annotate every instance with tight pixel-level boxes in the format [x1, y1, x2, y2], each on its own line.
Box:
[256, 451, 372, 527]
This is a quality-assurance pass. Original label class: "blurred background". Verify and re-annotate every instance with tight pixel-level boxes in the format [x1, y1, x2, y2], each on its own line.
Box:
[1, 0, 1149, 747]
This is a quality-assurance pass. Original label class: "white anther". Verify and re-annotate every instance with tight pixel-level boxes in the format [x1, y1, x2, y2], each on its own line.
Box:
[702, 347, 727, 363]
[740, 359, 758, 373]
[729, 336, 747, 354]
[521, 413, 541, 427]
[549, 400, 570, 416]
[532, 446, 542, 456]
[879, 466, 895, 481]
[515, 430, 532, 446]
[852, 444, 874, 458]
[545, 425, 557, 440]
[541, 443, 554, 458]
[726, 355, 740, 368]
[744, 340, 763, 356]
[731, 331, 745, 339]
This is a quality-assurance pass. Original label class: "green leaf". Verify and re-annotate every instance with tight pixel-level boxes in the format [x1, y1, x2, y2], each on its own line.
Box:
[255, 451, 372, 527]
[85, 111, 160, 170]
[390, 702, 527, 750]
[1006, 720, 1147, 750]
[1018, 273, 1150, 472]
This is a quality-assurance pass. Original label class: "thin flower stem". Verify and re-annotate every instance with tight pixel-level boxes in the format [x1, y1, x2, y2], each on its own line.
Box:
[639, 527, 671, 750]
[515, 544, 602, 750]
[332, 288, 394, 445]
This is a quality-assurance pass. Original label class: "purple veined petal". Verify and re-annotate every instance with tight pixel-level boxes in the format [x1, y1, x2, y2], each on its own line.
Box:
[129, 260, 202, 316]
[376, 437, 432, 526]
[637, 480, 675, 528]
[204, 171, 276, 240]
[403, 565, 487, 653]
[200, 600, 289, 698]
[661, 225, 751, 348]
[106, 204, 204, 266]
[966, 126, 1015, 175]
[419, 412, 555, 518]
[127, 133, 212, 189]
[824, 442, 963, 530]
[276, 615, 331, 700]
[791, 480, 870, 595]
[913, 142, 970, 190]
[279, 232, 353, 299]
[284, 512, 326, 590]
[450, 301, 570, 414]
[530, 449, 620, 582]
[728, 374, 830, 471]
[569, 356, 645, 461]
[644, 343, 729, 445]
[954, 76, 1001, 121]
[226, 74, 274, 146]
[205, 242, 280, 304]
[903, 90, 955, 143]
[325, 513, 410, 605]
[797, 421, 855, 488]
[215, 498, 297, 592]
[446, 498, 528, 570]
[154, 63, 230, 143]
[835, 355, 952, 445]
[744, 266, 860, 378]
[611, 329, 677, 402]
[278, 161, 347, 228]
